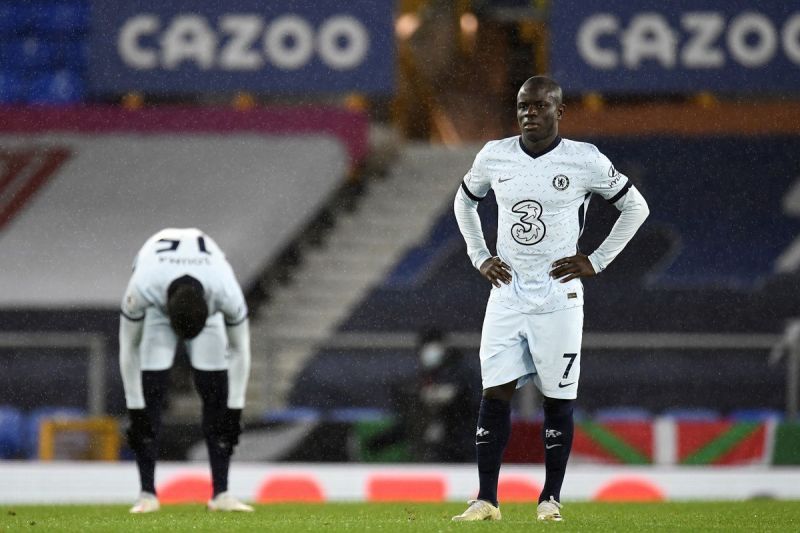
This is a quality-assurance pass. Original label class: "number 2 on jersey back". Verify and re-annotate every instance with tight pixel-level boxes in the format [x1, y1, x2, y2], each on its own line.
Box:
[511, 200, 546, 245]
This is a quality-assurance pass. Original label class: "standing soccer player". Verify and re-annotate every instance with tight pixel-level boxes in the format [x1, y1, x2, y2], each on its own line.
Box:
[451, 76, 649, 522]
[119, 228, 254, 513]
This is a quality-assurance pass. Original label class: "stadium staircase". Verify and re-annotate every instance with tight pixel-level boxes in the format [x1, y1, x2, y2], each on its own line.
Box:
[248, 143, 481, 411]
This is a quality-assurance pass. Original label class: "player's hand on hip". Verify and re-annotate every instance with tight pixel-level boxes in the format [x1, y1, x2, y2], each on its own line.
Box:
[479, 257, 512, 287]
[550, 253, 596, 283]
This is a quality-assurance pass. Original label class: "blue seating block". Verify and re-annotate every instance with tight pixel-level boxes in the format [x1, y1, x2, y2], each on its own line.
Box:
[728, 408, 784, 422]
[1, 38, 60, 70]
[28, 69, 85, 104]
[327, 407, 390, 423]
[29, 1, 90, 36]
[0, 70, 25, 103]
[0, 405, 24, 458]
[0, 2, 33, 36]
[56, 38, 88, 70]
[262, 407, 322, 424]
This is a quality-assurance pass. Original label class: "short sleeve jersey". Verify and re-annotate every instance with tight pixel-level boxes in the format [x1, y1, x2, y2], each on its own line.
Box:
[120, 228, 248, 326]
[462, 136, 631, 314]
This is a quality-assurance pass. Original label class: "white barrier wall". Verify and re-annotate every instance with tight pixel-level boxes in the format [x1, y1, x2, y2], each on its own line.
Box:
[2, 462, 800, 504]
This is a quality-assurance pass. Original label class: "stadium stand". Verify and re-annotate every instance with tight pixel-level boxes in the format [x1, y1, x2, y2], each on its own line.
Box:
[0, 106, 366, 418]
[0, 1, 89, 104]
[728, 408, 785, 422]
[341, 135, 800, 333]
[254, 143, 479, 408]
[287, 135, 800, 415]
[2, 0, 800, 474]
[0, 110, 352, 307]
[0, 405, 23, 458]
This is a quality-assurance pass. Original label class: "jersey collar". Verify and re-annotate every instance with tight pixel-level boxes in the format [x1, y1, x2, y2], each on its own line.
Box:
[518, 135, 562, 159]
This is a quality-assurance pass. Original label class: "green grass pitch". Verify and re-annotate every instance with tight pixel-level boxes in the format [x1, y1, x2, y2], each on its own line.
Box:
[2, 501, 800, 532]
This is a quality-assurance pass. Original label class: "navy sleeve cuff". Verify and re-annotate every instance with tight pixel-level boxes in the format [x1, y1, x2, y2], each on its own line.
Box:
[461, 180, 485, 202]
[607, 180, 633, 204]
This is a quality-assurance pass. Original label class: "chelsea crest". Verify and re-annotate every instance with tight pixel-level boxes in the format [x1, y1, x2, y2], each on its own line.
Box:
[552, 174, 569, 191]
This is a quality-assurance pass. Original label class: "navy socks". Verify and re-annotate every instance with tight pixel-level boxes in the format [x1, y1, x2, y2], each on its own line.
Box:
[539, 397, 574, 504]
[475, 397, 511, 507]
[193, 369, 231, 498]
[136, 370, 170, 496]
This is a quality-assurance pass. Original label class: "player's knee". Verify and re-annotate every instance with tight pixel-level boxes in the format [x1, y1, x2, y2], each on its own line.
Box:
[482, 381, 516, 402]
[142, 370, 171, 404]
[193, 370, 228, 405]
[542, 397, 573, 418]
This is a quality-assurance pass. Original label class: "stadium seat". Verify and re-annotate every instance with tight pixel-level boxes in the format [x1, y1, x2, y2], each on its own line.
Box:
[594, 406, 653, 423]
[0, 70, 25, 103]
[660, 407, 720, 422]
[29, 1, 90, 36]
[0, 2, 32, 36]
[1, 38, 60, 71]
[27, 70, 85, 104]
[0, 405, 24, 458]
[728, 408, 784, 422]
[56, 39, 88, 71]
[327, 407, 391, 423]
[262, 407, 322, 424]
[22, 406, 86, 458]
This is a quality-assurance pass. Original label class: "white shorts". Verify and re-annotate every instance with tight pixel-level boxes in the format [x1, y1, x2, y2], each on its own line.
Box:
[479, 301, 583, 399]
[139, 308, 228, 371]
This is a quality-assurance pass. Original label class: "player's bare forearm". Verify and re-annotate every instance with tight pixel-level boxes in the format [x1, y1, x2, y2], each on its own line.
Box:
[480, 257, 512, 287]
[550, 253, 596, 283]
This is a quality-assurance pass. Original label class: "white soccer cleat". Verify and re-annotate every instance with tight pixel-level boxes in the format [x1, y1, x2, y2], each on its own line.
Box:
[537, 496, 563, 521]
[129, 492, 160, 514]
[451, 499, 502, 521]
[207, 491, 254, 512]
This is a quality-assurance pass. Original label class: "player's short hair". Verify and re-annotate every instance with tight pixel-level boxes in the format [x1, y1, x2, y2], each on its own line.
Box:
[520, 76, 562, 105]
[166, 275, 208, 340]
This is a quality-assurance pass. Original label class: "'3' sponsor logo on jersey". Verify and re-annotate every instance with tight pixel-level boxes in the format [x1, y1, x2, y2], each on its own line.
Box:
[510, 200, 546, 246]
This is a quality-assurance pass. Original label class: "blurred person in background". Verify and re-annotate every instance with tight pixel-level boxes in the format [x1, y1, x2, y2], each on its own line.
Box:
[118, 228, 253, 513]
[367, 328, 480, 462]
[452, 76, 649, 522]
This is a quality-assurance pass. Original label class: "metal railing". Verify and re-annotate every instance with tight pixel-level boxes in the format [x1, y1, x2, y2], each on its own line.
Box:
[770, 320, 800, 421]
[271, 330, 785, 419]
[0, 332, 109, 415]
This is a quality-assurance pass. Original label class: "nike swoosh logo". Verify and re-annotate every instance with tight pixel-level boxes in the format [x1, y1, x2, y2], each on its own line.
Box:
[476, 441, 490, 445]
[545, 444, 562, 449]
[558, 381, 575, 388]
[498, 177, 514, 183]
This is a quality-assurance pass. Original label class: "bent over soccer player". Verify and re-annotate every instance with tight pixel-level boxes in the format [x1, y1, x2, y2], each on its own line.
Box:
[119, 228, 253, 513]
[452, 76, 649, 522]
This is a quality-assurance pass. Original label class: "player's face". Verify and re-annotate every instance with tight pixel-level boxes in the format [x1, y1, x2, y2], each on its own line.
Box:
[516, 86, 563, 144]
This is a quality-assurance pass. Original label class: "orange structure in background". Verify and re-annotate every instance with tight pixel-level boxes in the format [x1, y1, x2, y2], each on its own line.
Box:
[38, 416, 120, 461]
[561, 101, 800, 138]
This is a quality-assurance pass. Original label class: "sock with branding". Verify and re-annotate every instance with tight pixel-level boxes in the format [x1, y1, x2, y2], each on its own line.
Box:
[539, 397, 574, 504]
[475, 397, 511, 507]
